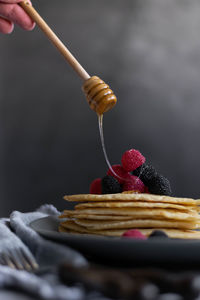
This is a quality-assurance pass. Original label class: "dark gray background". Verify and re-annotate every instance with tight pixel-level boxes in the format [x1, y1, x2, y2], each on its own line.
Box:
[1, 0, 200, 217]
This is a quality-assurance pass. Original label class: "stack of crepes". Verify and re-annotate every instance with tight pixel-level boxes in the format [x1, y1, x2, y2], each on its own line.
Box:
[59, 193, 200, 239]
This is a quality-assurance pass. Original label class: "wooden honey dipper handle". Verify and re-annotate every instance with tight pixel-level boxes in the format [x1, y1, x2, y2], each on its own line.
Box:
[20, 1, 117, 114]
[19, 1, 90, 81]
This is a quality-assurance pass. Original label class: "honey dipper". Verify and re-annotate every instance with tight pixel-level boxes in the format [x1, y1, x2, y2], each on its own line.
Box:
[20, 1, 117, 115]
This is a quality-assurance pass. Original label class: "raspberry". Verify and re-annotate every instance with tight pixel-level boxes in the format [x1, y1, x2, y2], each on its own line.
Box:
[132, 163, 157, 185]
[107, 164, 131, 184]
[148, 174, 172, 196]
[101, 175, 122, 194]
[121, 149, 145, 172]
[89, 178, 102, 194]
[122, 229, 147, 239]
[122, 175, 145, 193]
[148, 230, 169, 239]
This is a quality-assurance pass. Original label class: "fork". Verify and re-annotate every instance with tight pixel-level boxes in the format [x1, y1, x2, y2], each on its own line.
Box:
[0, 248, 38, 272]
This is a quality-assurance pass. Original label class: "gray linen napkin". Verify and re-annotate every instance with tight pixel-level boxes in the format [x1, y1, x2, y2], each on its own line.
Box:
[0, 205, 89, 300]
[10, 204, 87, 268]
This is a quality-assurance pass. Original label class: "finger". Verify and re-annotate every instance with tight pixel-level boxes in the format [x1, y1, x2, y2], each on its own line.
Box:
[0, 3, 35, 30]
[0, 16, 13, 33]
[0, 1, 24, 4]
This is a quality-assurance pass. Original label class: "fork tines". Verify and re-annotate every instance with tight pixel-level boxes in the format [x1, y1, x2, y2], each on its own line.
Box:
[0, 248, 38, 272]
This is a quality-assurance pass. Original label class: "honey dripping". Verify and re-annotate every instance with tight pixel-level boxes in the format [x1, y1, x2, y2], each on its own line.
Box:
[98, 114, 127, 181]
[98, 116, 144, 186]
[82, 76, 126, 181]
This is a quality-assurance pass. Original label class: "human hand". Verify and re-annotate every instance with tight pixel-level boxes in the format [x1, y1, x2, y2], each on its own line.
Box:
[0, 0, 35, 34]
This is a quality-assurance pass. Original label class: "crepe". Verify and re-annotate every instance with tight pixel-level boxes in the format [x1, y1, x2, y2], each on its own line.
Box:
[60, 192, 200, 239]
[61, 208, 198, 221]
[59, 222, 200, 239]
[64, 193, 199, 205]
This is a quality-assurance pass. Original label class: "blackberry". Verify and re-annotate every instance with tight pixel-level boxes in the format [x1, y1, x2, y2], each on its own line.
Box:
[148, 174, 172, 196]
[149, 230, 169, 239]
[101, 175, 122, 194]
[132, 163, 157, 185]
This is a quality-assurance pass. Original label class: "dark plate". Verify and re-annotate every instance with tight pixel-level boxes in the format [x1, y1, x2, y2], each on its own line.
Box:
[30, 216, 200, 267]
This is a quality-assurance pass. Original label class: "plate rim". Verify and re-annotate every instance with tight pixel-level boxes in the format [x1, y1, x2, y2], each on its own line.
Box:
[30, 215, 200, 245]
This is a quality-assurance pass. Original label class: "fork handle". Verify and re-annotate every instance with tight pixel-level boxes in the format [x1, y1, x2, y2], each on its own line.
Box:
[19, 1, 90, 81]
